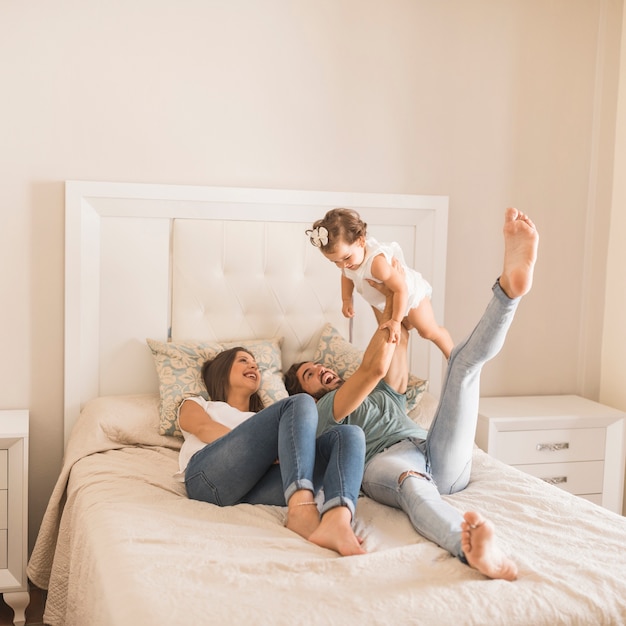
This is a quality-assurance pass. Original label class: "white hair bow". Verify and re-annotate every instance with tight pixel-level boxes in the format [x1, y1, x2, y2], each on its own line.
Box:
[306, 226, 329, 248]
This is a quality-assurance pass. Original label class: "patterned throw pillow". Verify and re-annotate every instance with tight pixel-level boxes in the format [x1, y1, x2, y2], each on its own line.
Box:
[147, 337, 287, 437]
[313, 323, 428, 413]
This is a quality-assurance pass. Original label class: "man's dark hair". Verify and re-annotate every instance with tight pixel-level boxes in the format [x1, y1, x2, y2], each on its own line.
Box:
[284, 361, 306, 396]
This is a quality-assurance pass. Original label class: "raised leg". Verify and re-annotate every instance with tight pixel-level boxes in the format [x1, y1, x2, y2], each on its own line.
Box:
[426, 207, 538, 494]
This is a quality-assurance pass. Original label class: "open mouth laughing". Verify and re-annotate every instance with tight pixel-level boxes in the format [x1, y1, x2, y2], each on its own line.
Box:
[321, 369, 338, 386]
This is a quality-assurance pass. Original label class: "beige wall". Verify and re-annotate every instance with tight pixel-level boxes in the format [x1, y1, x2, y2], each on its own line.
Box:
[601, 4, 626, 511]
[0, 1, 623, 549]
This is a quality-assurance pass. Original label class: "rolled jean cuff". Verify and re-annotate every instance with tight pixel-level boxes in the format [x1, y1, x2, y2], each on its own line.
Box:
[284, 479, 315, 503]
[493, 278, 521, 303]
[319, 495, 356, 520]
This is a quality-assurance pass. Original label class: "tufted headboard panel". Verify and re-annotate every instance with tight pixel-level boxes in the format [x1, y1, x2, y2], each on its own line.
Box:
[64, 181, 448, 444]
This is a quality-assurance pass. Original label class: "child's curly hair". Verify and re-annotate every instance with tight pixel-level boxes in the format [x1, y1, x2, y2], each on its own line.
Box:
[307, 208, 367, 253]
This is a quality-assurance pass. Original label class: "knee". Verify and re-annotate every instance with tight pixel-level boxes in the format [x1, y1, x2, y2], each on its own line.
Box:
[287, 393, 316, 411]
[417, 327, 436, 341]
[287, 393, 318, 421]
[346, 423, 365, 442]
[328, 423, 365, 445]
[340, 425, 366, 454]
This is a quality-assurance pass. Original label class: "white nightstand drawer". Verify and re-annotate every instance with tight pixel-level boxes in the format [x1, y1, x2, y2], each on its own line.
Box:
[0, 490, 6, 529]
[477, 395, 626, 513]
[582, 494, 602, 506]
[0, 409, 29, 615]
[515, 460, 604, 495]
[0, 530, 6, 569]
[493, 427, 605, 465]
[0, 450, 6, 489]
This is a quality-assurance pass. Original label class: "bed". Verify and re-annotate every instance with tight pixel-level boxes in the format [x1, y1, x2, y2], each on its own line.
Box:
[27, 181, 626, 626]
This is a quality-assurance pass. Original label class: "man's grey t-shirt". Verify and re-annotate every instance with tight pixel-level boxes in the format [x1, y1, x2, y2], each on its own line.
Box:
[316, 380, 428, 463]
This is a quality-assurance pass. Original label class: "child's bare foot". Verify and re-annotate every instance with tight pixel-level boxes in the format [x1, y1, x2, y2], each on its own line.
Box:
[499, 207, 539, 299]
[286, 501, 320, 540]
[461, 512, 518, 581]
[308, 506, 366, 556]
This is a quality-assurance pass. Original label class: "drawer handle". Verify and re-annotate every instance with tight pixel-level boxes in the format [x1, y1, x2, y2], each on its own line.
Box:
[536, 442, 569, 452]
[542, 476, 567, 485]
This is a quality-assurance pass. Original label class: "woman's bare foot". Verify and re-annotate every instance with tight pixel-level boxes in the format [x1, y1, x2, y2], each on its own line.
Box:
[461, 512, 518, 581]
[499, 207, 539, 299]
[308, 506, 366, 556]
[286, 498, 320, 540]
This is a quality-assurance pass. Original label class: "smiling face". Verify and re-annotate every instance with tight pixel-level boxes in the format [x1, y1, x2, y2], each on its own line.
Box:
[323, 236, 366, 271]
[229, 350, 261, 394]
[295, 361, 344, 399]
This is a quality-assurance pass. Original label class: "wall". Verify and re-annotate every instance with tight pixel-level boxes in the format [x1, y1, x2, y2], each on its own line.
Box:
[601, 4, 626, 512]
[0, 0, 622, 549]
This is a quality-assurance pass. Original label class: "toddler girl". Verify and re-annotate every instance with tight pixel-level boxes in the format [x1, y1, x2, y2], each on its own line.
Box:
[306, 208, 453, 358]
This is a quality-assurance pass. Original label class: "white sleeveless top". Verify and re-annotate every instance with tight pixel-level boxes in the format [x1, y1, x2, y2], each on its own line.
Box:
[175, 396, 254, 480]
[343, 237, 432, 313]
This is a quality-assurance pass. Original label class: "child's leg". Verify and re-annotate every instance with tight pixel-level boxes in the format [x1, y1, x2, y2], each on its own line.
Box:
[406, 297, 453, 359]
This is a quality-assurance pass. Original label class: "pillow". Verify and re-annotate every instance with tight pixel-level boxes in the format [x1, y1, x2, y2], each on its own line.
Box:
[147, 337, 288, 437]
[313, 323, 428, 413]
[64, 394, 182, 469]
[92, 393, 182, 449]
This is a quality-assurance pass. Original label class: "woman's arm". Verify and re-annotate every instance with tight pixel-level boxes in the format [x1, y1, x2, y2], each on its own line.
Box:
[178, 398, 231, 444]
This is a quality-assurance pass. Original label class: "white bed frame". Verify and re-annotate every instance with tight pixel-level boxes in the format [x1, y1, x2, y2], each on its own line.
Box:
[31, 180, 626, 626]
[64, 181, 448, 445]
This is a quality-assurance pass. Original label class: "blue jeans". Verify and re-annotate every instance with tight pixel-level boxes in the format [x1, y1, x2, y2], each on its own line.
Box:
[185, 393, 365, 518]
[362, 281, 520, 557]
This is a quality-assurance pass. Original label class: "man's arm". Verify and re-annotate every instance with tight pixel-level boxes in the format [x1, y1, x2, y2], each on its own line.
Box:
[331, 290, 397, 421]
[383, 321, 409, 394]
[367, 257, 410, 394]
[370, 254, 408, 344]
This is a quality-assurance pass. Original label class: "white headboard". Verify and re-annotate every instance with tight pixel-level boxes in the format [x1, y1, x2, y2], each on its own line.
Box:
[65, 181, 448, 444]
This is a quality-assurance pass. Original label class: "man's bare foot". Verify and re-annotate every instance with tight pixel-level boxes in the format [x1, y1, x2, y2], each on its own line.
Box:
[499, 207, 539, 299]
[286, 501, 320, 540]
[461, 511, 518, 581]
[308, 506, 366, 556]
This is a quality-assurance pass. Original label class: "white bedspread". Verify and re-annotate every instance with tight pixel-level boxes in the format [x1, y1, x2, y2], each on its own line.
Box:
[28, 394, 626, 626]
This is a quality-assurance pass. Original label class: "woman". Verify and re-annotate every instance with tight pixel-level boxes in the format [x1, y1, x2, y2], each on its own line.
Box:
[178, 347, 366, 556]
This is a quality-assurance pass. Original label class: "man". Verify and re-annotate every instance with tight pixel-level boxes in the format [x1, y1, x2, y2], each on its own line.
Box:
[284, 208, 539, 580]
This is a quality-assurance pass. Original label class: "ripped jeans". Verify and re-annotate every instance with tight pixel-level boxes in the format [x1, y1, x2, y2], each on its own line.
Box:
[361, 280, 520, 557]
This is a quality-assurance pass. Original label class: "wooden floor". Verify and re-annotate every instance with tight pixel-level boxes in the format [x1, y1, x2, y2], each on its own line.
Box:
[0, 586, 46, 626]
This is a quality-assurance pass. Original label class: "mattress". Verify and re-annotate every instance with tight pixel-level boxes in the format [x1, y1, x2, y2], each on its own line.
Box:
[27, 393, 626, 626]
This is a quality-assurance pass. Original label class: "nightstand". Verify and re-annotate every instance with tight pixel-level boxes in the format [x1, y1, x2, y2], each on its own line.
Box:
[0, 411, 29, 626]
[476, 395, 625, 514]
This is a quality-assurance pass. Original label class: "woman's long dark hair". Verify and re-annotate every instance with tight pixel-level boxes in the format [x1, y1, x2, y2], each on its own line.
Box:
[201, 347, 265, 412]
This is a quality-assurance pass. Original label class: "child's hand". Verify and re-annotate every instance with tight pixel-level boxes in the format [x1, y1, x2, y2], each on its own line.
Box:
[379, 319, 401, 344]
[342, 300, 355, 318]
